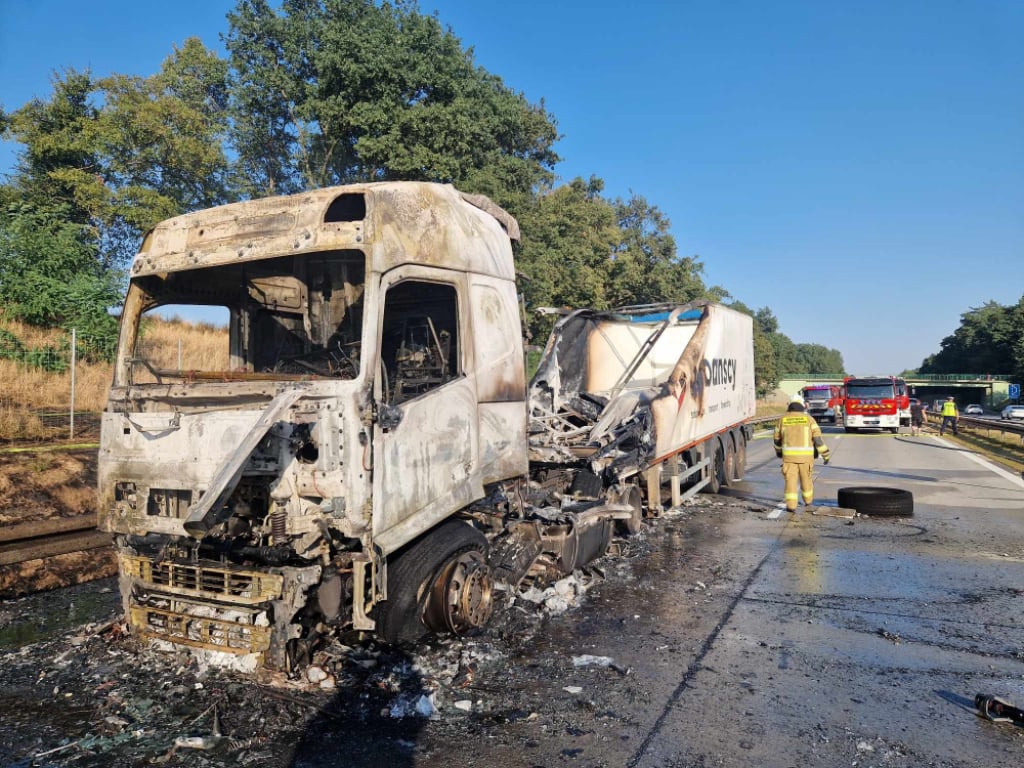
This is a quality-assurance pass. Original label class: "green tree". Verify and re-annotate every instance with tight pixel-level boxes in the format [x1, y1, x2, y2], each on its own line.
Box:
[4, 70, 100, 228]
[753, 330, 778, 397]
[515, 177, 620, 338]
[1010, 297, 1024, 384]
[791, 343, 844, 374]
[0, 202, 120, 345]
[605, 194, 723, 307]
[753, 306, 779, 336]
[749, 306, 802, 377]
[730, 300, 779, 397]
[920, 300, 1018, 375]
[3, 41, 232, 269]
[224, 0, 559, 206]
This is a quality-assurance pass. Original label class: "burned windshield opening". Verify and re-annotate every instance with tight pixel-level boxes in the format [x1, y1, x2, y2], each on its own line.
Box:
[126, 250, 366, 383]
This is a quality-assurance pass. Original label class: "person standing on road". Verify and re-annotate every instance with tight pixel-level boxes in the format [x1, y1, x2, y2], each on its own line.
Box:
[939, 396, 959, 436]
[774, 395, 831, 512]
[910, 400, 927, 436]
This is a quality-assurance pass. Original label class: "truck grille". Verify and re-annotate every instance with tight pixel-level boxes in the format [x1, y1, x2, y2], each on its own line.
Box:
[129, 604, 272, 655]
[122, 555, 284, 656]
[122, 556, 283, 604]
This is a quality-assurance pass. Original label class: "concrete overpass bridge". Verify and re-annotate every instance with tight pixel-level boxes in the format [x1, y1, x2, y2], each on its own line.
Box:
[776, 374, 1017, 408]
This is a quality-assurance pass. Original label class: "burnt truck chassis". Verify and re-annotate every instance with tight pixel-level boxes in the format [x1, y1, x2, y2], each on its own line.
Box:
[112, 439, 636, 672]
[102, 185, 750, 674]
[111, 307, 736, 674]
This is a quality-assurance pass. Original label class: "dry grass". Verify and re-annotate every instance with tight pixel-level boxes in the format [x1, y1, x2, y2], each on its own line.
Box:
[137, 315, 229, 372]
[756, 401, 787, 418]
[0, 449, 96, 522]
[937, 422, 1024, 474]
[1, 315, 227, 441]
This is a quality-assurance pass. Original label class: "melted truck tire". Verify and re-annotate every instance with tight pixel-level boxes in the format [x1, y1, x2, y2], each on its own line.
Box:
[374, 519, 492, 645]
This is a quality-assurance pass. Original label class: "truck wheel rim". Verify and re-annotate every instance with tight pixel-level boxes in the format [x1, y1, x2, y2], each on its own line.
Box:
[425, 550, 493, 634]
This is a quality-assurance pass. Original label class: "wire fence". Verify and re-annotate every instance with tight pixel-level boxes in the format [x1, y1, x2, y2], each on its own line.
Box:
[0, 328, 117, 443]
[0, 328, 117, 370]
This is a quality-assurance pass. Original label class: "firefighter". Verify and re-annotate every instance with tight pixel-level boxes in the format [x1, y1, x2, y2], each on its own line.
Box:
[774, 394, 831, 512]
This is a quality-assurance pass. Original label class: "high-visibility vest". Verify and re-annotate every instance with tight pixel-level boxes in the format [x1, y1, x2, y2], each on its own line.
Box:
[941, 401, 957, 417]
[778, 417, 811, 460]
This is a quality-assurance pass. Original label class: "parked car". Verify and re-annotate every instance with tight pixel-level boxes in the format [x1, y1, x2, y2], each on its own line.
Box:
[964, 404, 984, 415]
[1000, 405, 1024, 420]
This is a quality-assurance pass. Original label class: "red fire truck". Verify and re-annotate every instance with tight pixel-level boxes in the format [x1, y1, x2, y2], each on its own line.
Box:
[800, 384, 844, 424]
[842, 376, 899, 433]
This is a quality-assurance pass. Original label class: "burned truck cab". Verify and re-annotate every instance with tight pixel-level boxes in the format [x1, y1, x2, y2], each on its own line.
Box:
[98, 183, 527, 670]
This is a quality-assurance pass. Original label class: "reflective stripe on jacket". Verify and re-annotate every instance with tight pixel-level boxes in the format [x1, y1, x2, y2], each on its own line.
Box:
[773, 412, 829, 464]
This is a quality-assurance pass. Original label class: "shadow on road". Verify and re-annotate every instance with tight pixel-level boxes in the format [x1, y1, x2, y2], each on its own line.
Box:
[817, 463, 938, 483]
[287, 647, 427, 768]
[934, 689, 979, 716]
[894, 436, 976, 452]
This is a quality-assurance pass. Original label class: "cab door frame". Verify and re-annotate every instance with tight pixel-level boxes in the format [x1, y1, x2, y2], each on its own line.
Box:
[369, 265, 482, 555]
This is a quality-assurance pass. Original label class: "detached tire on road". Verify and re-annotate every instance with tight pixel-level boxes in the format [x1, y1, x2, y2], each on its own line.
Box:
[837, 486, 914, 518]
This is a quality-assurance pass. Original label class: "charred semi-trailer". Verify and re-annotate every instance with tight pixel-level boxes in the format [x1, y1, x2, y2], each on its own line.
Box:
[97, 182, 755, 672]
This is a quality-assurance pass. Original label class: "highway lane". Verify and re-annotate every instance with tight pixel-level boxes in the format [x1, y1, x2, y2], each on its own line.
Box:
[409, 428, 1024, 768]
[633, 427, 1024, 767]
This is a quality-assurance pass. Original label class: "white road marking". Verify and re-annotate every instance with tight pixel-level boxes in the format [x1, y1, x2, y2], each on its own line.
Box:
[931, 435, 1024, 489]
[767, 503, 786, 520]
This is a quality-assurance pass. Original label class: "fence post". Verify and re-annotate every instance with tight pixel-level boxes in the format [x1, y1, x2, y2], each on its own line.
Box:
[69, 328, 76, 440]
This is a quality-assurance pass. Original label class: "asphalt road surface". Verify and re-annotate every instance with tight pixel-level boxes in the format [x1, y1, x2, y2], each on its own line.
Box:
[400, 426, 1024, 768]
[2, 428, 1022, 767]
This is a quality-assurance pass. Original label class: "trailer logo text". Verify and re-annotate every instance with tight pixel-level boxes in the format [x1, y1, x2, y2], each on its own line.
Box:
[702, 358, 738, 391]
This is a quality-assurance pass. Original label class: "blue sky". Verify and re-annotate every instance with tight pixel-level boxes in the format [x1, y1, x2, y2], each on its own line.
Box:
[2, 0, 1022, 375]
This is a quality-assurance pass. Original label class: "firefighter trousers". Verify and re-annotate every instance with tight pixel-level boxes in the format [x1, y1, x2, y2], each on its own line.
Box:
[781, 461, 814, 511]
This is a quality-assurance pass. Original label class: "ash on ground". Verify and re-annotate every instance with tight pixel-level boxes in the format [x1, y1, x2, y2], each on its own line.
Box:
[0, 497, 762, 768]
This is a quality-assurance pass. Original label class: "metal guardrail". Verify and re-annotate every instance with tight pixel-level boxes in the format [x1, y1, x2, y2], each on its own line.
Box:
[951, 415, 1024, 439]
[748, 414, 783, 430]
[785, 373, 1012, 382]
[908, 374, 1012, 382]
[747, 413, 1024, 440]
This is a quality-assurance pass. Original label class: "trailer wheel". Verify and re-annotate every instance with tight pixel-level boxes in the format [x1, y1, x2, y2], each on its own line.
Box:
[373, 519, 493, 645]
[721, 435, 737, 487]
[836, 486, 914, 518]
[733, 430, 747, 480]
[702, 438, 725, 494]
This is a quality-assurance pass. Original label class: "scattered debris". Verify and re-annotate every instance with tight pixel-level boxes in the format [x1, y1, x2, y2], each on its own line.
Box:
[571, 654, 630, 675]
[975, 694, 1024, 724]
[810, 508, 856, 520]
[516, 572, 598, 615]
[877, 628, 901, 644]
[388, 692, 436, 720]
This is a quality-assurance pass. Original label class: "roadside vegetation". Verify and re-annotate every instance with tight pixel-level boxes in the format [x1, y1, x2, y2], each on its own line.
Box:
[915, 299, 1024, 382]
[934, 422, 1024, 475]
[4, 1, 1018, 441]
[1, 0, 844, 424]
[0, 315, 226, 441]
